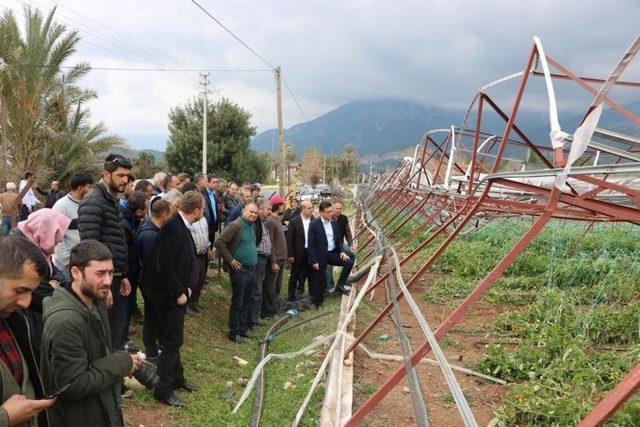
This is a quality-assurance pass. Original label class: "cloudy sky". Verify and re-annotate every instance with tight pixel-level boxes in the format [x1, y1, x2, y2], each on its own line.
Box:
[2, 0, 639, 151]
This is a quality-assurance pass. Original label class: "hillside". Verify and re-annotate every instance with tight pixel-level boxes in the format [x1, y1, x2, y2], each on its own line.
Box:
[251, 99, 463, 157]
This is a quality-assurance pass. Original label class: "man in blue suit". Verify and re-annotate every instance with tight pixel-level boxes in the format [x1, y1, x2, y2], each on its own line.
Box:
[307, 201, 354, 308]
[200, 173, 220, 247]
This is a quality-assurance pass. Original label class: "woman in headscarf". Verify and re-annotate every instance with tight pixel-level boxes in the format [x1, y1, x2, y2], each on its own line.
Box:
[11, 208, 71, 344]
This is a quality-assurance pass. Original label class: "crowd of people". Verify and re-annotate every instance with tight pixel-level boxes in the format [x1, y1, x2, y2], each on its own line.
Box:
[0, 152, 356, 425]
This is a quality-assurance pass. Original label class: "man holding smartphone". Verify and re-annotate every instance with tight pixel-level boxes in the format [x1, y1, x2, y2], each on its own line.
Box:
[0, 236, 55, 426]
[41, 240, 141, 426]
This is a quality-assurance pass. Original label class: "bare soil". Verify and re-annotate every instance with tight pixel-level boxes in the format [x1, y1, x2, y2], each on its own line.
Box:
[353, 273, 511, 426]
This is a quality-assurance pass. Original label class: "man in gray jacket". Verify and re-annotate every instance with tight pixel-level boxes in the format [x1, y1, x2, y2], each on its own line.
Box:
[41, 240, 141, 426]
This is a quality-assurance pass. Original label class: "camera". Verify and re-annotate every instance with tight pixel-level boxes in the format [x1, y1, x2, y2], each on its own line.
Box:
[124, 340, 160, 390]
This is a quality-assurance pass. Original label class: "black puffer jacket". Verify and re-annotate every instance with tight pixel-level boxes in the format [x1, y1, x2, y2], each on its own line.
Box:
[78, 182, 128, 276]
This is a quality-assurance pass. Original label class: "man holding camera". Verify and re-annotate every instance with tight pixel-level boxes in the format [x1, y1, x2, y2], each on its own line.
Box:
[41, 240, 142, 426]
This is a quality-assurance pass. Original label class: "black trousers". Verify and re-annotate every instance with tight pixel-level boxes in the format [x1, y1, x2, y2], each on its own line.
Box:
[287, 261, 308, 301]
[308, 264, 327, 307]
[327, 251, 355, 288]
[108, 276, 128, 350]
[229, 266, 256, 336]
[153, 304, 186, 399]
[142, 297, 161, 357]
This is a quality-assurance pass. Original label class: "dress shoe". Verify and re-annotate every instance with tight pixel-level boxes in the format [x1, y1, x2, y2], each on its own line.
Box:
[179, 382, 199, 393]
[156, 394, 187, 408]
[335, 286, 351, 295]
[191, 302, 201, 313]
[241, 329, 253, 338]
[186, 306, 194, 316]
[228, 334, 246, 344]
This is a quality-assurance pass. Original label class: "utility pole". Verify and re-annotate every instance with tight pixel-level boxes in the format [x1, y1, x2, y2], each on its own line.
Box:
[275, 66, 285, 197]
[323, 155, 326, 183]
[0, 57, 6, 183]
[200, 72, 210, 175]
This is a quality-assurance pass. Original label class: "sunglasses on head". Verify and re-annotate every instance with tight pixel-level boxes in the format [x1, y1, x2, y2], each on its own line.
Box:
[107, 156, 132, 169]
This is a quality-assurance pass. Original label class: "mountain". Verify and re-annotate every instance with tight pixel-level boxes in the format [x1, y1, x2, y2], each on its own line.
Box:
[251, 99, 464, 157]
[253, 98, 639, 168]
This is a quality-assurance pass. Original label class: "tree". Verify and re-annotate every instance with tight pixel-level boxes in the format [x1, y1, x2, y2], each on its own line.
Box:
[165, 97, 268, 182]
[300, 147, 323, 185]
[132, 152, 162, 179]
[340, 144, 358, 183]
[0, 7, 122, 183]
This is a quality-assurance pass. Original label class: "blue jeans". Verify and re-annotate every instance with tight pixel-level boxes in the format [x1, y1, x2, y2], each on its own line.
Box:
[1, 216, 16, 236]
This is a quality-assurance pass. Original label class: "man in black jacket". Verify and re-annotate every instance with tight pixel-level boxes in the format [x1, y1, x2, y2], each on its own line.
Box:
[78, 153, 133, 351]
[307, 201, 354, 308]
[35, 181, 66, 209]
[149, 191, 204, 407]
[132, 199, 172, 363]
[285, 201, 313, 302]
[0, 236, 55, 426]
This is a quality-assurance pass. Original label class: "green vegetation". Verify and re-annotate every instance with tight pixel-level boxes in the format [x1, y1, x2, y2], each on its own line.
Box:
[417, 218, 640, 425]
[0, 6, 123, 184]
[165, 97, 269, 182]
[123, 271, 341, 426]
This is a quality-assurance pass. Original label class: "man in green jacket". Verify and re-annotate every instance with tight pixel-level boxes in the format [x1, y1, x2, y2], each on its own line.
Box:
[214, 203, 259, 343]
[41, 240, 141, 426]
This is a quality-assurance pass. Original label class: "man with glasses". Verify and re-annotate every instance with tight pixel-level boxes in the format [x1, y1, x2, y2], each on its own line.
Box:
[78, 154, 133, 354]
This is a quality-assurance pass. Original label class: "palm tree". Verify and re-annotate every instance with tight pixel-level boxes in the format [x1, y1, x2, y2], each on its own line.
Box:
[340, 144, 358, 183]
[0, 6, 117, 180]
[46, 103, 124, 185]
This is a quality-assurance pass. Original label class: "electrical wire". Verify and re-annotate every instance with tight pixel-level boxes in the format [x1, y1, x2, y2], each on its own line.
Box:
[190, 0, 276, 70]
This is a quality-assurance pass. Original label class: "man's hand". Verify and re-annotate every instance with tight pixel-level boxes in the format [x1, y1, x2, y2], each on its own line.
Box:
[129, 354, 143, 377]
[48, 280, 60, 289]
[106, 290, 114, 309]
[187, 288, 193, 297]
[339, 252, 349, 261]
[120, 278, 131, 296]
[207, 248, 213, 261]
[230, 260, 242, 270]
[2, 394, 55, 426]
[177, 293, 188, 305]
[312, 263, 320, 270]
[271, 263, 280, 273]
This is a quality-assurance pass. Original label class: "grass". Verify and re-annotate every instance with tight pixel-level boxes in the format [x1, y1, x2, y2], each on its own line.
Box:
[123, 269, 342, 426]
[409, 218, 640, 425]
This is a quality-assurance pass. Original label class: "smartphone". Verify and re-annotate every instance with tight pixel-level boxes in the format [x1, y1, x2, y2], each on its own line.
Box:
[45, 383, 70, 399]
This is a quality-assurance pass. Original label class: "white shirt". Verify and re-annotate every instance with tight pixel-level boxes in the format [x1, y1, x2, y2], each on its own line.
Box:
[52, 194, 80, 267]
[179, 212, 192, 230]
[302, 215, 311, 248]
[322, 219, 335, 252]
[18, 180, 39, 210]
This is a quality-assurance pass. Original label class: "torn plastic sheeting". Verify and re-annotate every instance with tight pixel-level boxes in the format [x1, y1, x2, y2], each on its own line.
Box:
[533, 36, 569, 151]
[357, 343, 506, 385]
[231, 332, 339, 414]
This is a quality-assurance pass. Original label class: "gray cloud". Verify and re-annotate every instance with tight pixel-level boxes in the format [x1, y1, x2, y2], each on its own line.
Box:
[3, 0, 639, 150]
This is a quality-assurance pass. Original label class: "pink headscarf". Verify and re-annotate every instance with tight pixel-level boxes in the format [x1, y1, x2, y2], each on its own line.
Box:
[17, 208, 71, 256]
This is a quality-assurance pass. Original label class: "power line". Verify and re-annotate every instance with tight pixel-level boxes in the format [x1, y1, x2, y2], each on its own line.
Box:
[12, 0, 198, 86]
[190, 0, 276, 70]
[23, 64, 272, 72]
